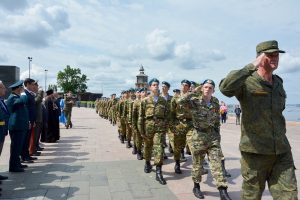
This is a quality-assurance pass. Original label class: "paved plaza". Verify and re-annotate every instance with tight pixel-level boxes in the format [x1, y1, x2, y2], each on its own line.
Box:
[0, 108, 299, 200]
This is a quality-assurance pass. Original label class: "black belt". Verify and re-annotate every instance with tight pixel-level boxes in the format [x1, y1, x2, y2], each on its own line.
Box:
[146, 116, 165, 120]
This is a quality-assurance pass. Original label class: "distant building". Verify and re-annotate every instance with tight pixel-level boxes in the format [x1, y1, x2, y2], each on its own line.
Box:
[0, 65, 20, 98]
[135, 65, 148, 88]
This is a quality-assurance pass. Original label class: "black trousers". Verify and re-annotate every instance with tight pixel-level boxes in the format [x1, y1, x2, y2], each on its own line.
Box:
[9, 130, 25, 170]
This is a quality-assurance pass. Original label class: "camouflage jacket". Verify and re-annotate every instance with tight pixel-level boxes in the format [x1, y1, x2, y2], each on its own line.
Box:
[170, 94, 194, 134]
[187, 93, 220, 135]
[138, 95, 169, 135]
[219, 63, 290, 155]
[132, 99, 141, 131]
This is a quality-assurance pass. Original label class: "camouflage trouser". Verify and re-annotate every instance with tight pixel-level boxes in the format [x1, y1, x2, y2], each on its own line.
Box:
[188, 129, 227, 188]
[133, 128, 143, 151]
[64, 110, 72, 127]
[126, 122, 132, 141]
[241, 151, 298, 200]
[120, 118, 126, 137]
[144, 132, 164, 166]
[168, 130, 174, 151]
[173, 133, 186, 161]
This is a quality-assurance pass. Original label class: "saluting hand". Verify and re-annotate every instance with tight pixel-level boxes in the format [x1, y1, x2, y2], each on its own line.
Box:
[252, 53, 267, 68]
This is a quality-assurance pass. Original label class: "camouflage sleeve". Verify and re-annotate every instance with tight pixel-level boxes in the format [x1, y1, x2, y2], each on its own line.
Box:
[132, 102, 138, 130]
[128, 101, 133, 124]
[169, 98, 177, 130]
[219, 63, 257, 98]
[138, 100, 145, 135]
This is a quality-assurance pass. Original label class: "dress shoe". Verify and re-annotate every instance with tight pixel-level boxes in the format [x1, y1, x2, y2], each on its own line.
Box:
[31, 152, 41, 156]
[20, 164, 28, 168]
[29, 156, 38, 160]
[9, 168, 25, 172]
[0, 175, 8, 180]
[21, 159, 34, 163]
[37, 146, 44, 151]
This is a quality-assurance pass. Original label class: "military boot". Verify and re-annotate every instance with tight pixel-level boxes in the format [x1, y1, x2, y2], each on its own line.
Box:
[193, 182, 204, 199]
[168, 142, 173, 153]
[126, 140, 132, 148]
[163, 148, 168, 159]
[144, 161, 152, 173]
[221, 160, 231, 177]
[180, 149, 187, 162]
[218, 186, 232, 200]
[120, 135, 125, 144]
[155, 165, 166, 185]
[137, 150, 143, 160]
[174, 160, 182, 174]
[132, 145, 137, 154]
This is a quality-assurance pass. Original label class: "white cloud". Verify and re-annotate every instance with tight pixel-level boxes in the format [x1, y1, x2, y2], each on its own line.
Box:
[76, 56, 111, 69]
[0, 4, 70, 48]
[146, 29, 175, 60]
[278, 53, 300, 74]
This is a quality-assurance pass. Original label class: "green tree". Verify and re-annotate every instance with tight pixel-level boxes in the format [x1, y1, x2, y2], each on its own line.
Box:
[57, 65, 88, 93]
[48, 84, 57, 91]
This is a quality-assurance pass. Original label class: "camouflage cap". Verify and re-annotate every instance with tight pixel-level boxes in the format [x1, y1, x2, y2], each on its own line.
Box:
[202, 79, 215, 87]
[256, 40, 285, 54]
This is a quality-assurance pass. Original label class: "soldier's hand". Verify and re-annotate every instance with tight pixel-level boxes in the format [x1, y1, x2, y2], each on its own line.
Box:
[252, 53, 267, 68]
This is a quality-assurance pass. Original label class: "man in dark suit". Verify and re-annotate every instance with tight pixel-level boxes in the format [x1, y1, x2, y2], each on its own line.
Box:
[0, 81, 9, 181]
[6, 80, 29, 172]
[21, 78, 37, 163]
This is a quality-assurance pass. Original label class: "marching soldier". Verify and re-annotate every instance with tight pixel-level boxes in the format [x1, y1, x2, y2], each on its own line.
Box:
[186, 79, 231, 199]
[138, 78, 169, 185]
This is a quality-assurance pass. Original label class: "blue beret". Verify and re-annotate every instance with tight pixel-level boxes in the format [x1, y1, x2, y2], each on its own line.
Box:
[173, 89, 180, 93]
[202, 79, 215, 87]
[190, 81, 196, 86]
[181, 79, 191, 87]
[149, 78, 159, 86]
[9, 80, 24, 89]
[162, 81, 170, 88]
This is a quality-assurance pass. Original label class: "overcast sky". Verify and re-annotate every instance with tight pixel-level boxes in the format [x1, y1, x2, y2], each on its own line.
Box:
[0, 0, 300, 103]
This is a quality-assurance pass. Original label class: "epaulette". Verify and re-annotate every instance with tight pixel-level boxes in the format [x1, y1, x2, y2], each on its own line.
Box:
[274, 74, 283, 83]
[211, 96, 219, 104]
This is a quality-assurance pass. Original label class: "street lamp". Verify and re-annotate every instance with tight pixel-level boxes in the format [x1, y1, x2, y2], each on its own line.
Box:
[28, 57, 32, 78]
[44, 69, 48, 91]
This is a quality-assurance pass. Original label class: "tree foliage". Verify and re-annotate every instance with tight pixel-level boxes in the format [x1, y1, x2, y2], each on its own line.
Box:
[57, 65, 88, 93]
[48, 84, 57, 91]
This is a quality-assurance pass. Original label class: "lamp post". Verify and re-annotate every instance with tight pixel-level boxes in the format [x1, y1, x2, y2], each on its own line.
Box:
[28, 57, 32, 78]
[44, 69, 48, 91]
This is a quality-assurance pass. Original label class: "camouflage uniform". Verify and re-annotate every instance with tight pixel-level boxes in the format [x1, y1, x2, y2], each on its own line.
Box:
[124, 98, 133, 145]
[138, 95, 169, 166]
[170, 94, 193, 161]
[132, 98, 143, 152]
[64, 95, 74, 128]
[186, 93, 227, 188]
[117, 98, 126, 139]
[220, 63, 298, 199]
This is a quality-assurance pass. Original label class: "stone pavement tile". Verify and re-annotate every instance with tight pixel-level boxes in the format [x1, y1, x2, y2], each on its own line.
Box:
[61, 174, 90, 181]
[131, 189, 153, 199]
[110, 191, 134, 200]
[39, 181, 71, 189]
[69, 181, 89, 195]
[108, 178, 129, 192]
[66, 194, 89, 200]
[44, 188, 69, 199]
[89, 174, 109, 186]
[90, 186, 111, 200]
[0, 189, 48, 199]
[150, 188, 178, 200]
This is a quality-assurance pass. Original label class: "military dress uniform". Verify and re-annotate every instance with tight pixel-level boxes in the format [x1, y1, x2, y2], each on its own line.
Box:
[138, 94, 169, 185]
